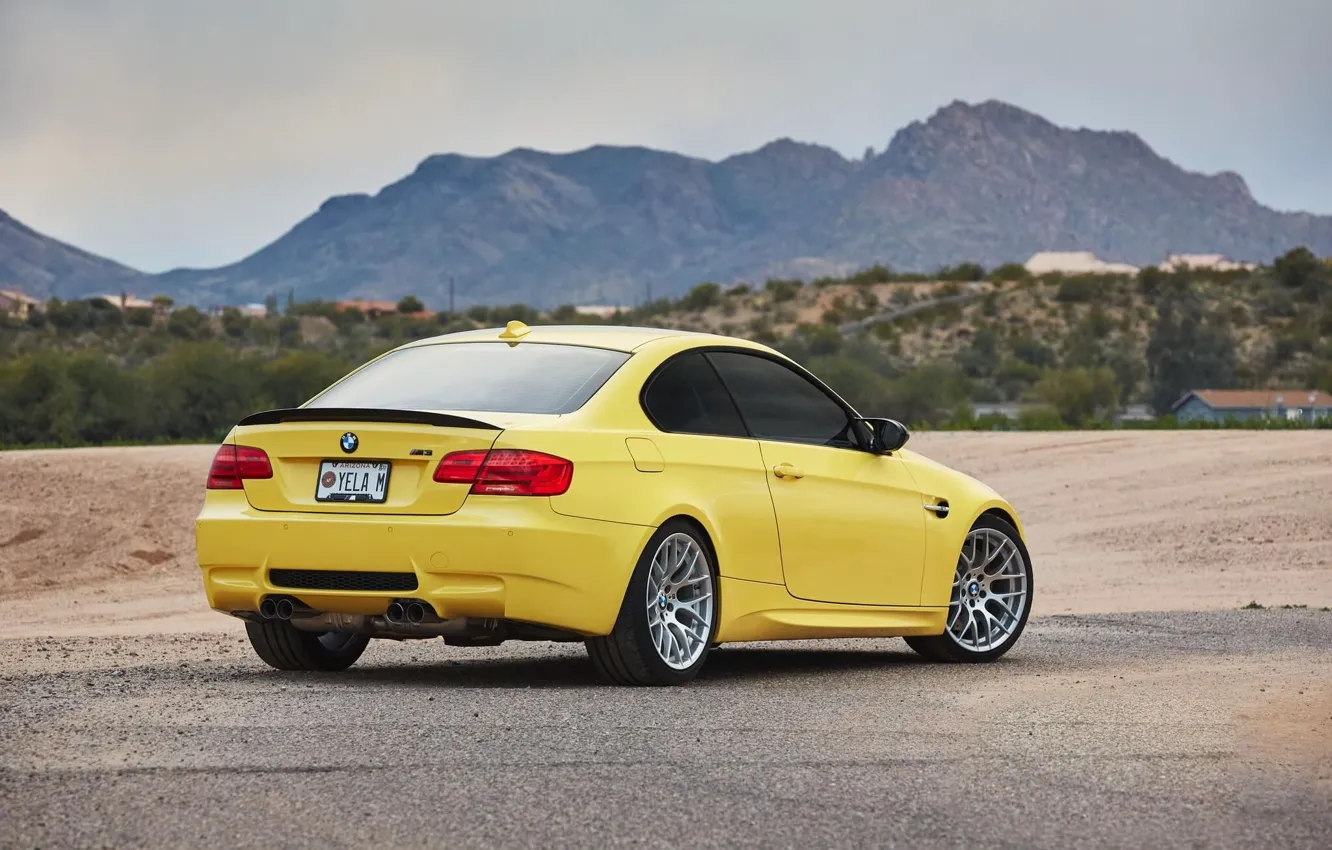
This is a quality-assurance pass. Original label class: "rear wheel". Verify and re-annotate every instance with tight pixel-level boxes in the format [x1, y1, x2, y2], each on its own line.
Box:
[586, 521, 718, 686]
[245, 621, 370, 671]
[906, 514, 1033, 663]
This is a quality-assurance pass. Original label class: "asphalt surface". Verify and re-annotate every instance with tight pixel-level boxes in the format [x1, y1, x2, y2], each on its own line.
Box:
[2, 610, 1329, 849]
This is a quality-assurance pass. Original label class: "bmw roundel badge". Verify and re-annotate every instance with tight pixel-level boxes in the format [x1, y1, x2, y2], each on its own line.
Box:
[339, 432, 359, 454]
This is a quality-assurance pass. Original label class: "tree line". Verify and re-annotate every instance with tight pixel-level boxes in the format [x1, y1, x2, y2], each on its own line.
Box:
[1, 248, 1329, 446]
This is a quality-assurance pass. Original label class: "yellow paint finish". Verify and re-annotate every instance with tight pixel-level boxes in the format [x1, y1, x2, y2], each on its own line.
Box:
[898, 448, 1023, 607]
[234, 422, 498, 515]
[624, 437, 664, 472]
[716, 577, 946, 642]
[546, 430, 785, 586]
[758, 441, 926, 605]
[197, 489, 653, 635]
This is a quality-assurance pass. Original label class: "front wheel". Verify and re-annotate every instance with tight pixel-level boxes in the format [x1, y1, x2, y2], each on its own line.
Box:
[906, 514, 1033, 663]
[245, 620, 370, 671]
[586, 521, 718, 686]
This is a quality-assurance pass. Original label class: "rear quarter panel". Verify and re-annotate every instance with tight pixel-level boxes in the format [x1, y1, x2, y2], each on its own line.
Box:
[509, 336, 787, 586]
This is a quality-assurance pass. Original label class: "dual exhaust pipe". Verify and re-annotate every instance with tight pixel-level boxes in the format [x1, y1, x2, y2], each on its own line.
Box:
[259, 596, 299, 620]
[384, 599, 439, 625]
[258, 595, 437, 626]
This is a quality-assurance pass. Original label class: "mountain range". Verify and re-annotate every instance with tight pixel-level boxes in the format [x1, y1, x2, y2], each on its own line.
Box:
[4, 100, 1331, 308]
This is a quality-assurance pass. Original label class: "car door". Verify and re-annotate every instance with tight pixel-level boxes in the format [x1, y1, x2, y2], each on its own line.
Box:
[638, 352, 785, 587]
[706, 350, 927, 606]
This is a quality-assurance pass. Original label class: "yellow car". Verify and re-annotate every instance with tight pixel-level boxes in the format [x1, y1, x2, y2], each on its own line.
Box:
[196, 322, 1033, 685]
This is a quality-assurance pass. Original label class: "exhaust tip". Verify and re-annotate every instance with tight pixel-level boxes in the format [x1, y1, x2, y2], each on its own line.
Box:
[275, 598, 294, 620]
[385, 601, 407, 624]
[406, 601, 428, 624]
[258, 598, 278, 619]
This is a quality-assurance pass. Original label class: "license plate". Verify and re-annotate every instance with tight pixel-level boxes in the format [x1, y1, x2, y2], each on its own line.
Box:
[316, 460, 391, 503]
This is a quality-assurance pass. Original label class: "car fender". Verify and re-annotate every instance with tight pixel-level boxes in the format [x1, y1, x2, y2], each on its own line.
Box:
[897, 449, 1026, 607]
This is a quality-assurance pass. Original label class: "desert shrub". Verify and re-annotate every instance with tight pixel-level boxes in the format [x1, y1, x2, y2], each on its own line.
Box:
[681, 282, 722, 311]
[764, 279, 802, 302]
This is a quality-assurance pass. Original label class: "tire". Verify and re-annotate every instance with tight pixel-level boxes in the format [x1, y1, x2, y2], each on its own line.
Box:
[586, 520, 719, 686]
[245, 620, 371, 672]
[906, 514, 1033, 663]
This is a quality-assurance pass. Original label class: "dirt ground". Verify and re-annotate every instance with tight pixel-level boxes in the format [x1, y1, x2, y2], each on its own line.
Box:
[2, 612, 1329, 848]
[2, 434, 1329, 847]
[0, 431, 1329, 638]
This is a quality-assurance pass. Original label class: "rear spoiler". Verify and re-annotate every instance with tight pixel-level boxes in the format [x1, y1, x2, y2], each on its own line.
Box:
[236, 407, 502, 430]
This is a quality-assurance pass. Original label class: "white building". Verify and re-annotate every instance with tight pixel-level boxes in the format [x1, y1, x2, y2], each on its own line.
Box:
[1024, 251, 1139, 275]
[1162, 253, 1257, 272]
[575, 305, 629, 319]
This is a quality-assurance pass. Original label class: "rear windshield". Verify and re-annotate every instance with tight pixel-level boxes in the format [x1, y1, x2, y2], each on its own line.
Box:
[307, 342, 630, 415]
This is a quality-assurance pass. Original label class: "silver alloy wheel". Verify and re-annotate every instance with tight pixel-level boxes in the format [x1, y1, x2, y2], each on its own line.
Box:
[645, 532, 715, 670]
[946, 526, 1029, 652]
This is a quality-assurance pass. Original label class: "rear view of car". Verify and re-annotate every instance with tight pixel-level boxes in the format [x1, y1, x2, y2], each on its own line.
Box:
[196, 328, 656, 672]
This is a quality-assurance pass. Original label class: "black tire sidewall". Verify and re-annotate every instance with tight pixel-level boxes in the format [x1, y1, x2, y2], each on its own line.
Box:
[245, 620, 370, 672]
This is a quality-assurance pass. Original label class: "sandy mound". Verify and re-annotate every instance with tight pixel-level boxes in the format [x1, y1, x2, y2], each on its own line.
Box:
[0, 432, 1329, 637]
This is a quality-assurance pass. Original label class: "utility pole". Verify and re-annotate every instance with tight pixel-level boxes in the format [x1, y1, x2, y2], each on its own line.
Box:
[645, 281, 652, 306]
[449, 277, 455, 315]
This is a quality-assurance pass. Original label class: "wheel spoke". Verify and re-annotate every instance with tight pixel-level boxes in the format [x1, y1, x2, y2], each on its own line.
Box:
[643, 533, 715, 671]
[679, 590, 712, 609]
[990, 595, 1019, 622]
[947, 527, 1028, 653]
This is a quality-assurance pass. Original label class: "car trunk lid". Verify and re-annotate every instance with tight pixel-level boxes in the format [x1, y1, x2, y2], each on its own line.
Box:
[232, 408, 503, 515]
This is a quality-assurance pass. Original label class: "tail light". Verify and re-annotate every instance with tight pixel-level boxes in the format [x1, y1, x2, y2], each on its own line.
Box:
[433, 449, 573, 496]
[207, 444, 273, 489]
[432, 450, 489, 484]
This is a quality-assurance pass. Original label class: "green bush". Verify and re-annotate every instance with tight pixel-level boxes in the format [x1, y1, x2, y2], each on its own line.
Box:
[681, 282, 722, 311]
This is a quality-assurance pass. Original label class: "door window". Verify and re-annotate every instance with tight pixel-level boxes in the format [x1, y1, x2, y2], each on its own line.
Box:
[642, 353, 748, 437]
[707, 351, 857, 447]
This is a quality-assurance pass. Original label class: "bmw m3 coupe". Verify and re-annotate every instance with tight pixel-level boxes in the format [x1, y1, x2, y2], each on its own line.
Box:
[196, 322, 1033, 685]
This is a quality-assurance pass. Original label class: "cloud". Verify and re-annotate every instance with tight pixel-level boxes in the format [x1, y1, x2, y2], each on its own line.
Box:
[2, 0, 1329, 270]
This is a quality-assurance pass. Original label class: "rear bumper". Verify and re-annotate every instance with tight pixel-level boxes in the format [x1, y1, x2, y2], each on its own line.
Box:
[195, 491, 654, 636]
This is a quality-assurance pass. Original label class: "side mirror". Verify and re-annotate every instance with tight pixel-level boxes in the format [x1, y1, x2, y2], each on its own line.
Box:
[857, 417, 910, 454]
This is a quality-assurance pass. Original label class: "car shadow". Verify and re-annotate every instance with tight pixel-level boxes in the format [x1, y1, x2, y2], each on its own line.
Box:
[230, 643, 931, 690]
[701, 645, 926, 682]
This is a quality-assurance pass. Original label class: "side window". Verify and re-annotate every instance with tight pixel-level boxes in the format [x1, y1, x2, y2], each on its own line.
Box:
[707, 351, 856, 447]
[642, 353, 749, 438]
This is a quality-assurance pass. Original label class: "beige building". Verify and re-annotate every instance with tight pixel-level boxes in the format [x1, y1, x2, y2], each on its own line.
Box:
[1024, 251, 1139, 275]
[0, 288, 42, 319]
[95, 293, 157, 310]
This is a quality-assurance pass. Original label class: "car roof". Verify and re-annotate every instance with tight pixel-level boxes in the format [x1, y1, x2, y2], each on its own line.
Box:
[400, 323, 772, 354]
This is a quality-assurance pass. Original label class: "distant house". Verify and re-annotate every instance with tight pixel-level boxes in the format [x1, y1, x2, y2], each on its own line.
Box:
[970, 402, 1155, 424]
[1024, 251, 1139, 276]
[0, 288, 42, 319]
[971, 402, 1026, 420]
[575, 305, 629, 319]
[1162, 254, 1257, 272]
[1172, 389, 1331, 422]
[96, 293, 157, 311]
[335, 299, 398, 318]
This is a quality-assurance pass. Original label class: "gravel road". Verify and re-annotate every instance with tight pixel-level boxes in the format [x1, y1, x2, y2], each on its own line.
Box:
[2, 610, 1328, 849]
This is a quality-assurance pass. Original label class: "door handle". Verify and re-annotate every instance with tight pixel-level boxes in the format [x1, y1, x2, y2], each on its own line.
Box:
[772, 462, 804, 480]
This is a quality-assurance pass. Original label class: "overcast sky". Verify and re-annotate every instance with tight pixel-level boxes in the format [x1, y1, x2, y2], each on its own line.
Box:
[2, 0, 1329, 272]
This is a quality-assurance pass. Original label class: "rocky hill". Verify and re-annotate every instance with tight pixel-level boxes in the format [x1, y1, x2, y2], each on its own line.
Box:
[0, 209, 151, 301]
[5, 100, 1331, 307]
